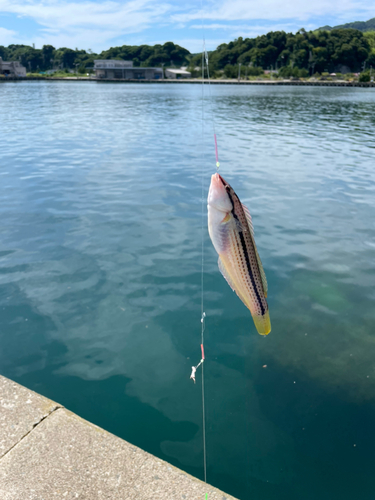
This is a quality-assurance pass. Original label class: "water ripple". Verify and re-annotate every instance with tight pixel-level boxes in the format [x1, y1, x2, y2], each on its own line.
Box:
[1, 82, 375, 499]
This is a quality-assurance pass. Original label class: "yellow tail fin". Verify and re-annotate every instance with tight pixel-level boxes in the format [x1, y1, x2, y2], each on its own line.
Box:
[252, 310, 271, 336]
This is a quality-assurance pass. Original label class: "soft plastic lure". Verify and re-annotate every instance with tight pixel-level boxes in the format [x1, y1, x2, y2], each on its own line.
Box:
[207, 173, 271, 335]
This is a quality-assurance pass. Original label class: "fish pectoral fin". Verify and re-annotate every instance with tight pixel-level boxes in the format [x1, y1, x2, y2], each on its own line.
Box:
[234, 217, 244, 233]
[221, 212, 231, 224]
[221, 212, 243, 233]
[218, 257, 236, 292]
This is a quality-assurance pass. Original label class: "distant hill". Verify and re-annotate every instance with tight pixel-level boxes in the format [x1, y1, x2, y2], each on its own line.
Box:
[318, 17, 375, 32]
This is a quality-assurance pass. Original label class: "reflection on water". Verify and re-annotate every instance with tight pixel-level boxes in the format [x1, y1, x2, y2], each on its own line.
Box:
[1, 82, 375, 499]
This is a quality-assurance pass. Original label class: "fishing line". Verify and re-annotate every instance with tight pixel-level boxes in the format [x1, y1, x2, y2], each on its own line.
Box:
[204, 46, 220, 169]
[200, 31, 208, 485]
[189, 1, 224, 490]
[189, 8, 222, 490]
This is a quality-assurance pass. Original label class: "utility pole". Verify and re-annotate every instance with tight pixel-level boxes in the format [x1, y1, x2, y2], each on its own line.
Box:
[308, 50, 313, 75]
[238, 62, 241, 82]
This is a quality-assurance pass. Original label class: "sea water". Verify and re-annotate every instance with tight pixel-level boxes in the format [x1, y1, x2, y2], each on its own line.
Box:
[1, 81, 375, 499]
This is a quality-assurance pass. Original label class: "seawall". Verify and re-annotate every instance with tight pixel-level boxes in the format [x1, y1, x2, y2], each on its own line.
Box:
[0, 374, 237, 500]
[1, 77, 375, 87]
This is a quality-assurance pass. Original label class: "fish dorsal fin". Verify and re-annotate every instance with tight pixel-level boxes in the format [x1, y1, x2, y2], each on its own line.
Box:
[241, 203, 268, 297]
[218, 256, 236, 292]
[241, 203, 254, 236]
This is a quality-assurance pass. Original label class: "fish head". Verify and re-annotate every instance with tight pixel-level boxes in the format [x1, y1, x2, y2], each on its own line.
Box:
[207, 173, 233, 213]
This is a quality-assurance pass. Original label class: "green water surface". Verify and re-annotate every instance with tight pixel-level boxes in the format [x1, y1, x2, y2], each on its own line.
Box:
[1, 82, 375, 499]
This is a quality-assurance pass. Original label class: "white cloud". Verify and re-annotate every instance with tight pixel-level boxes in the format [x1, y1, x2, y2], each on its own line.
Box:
[32, 29, 123, 51]
[0, 0, 172, 50]
[172, 0, 375, 24]
[0, 0, 374, 52]
[0, 0, 169, 29]
[0, 26, 18, 45]
[179, 23, 318, 51]
[190, 22, 316, 32]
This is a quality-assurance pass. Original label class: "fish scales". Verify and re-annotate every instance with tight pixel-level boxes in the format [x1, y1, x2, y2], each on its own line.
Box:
[232, 193, 265, 312]
[207, 173, 271, 335]
[227, 200, 266, 316]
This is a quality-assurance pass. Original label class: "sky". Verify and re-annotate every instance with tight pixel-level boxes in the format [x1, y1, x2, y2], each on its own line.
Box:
[0, 0, 374, 54]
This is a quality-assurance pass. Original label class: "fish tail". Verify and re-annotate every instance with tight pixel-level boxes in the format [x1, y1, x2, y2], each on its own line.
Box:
[252, 310, 271, 336]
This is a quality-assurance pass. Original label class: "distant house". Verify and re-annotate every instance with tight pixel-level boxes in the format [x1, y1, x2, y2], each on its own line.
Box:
[94, 60, 163, 80]
[165, 68, 191, 79]
[0, 58, 26, 77]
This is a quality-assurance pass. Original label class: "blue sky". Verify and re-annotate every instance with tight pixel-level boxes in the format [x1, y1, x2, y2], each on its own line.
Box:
[0, 0, 374, 53]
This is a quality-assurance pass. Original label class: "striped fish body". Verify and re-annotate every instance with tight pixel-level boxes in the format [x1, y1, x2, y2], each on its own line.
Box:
[207, 173, 271, 335]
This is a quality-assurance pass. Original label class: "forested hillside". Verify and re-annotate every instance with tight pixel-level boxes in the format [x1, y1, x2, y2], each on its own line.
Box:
[1, 27, 374, 75]
[189, 28, 375, 76]
[319, 17, 375, 32]
[0, 42, 190, 72]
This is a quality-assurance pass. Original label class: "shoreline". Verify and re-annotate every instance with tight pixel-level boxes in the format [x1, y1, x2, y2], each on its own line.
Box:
[1, 76, 375, 87]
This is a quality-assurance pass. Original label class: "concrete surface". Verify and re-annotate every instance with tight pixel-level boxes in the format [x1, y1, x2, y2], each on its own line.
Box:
[0, 375, 60, 458]
[0, 375, 237, 500]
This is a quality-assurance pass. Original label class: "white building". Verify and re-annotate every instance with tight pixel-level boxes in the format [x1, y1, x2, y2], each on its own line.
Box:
[0, 58, 26, 77]
[165, 68, 191, 79]
[94, 60, 163, 80]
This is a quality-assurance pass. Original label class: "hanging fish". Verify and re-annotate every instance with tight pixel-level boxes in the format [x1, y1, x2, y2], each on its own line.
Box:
[207, 173, 271, 335]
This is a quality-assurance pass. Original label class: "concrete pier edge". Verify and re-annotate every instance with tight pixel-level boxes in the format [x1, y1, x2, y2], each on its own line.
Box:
[0, 374, 237, 500]
[0, 76, 375, 87]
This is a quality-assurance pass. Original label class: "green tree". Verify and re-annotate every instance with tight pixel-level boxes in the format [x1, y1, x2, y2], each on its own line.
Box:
[312, 46, 329, 72]
[20, 48, 43, 71]
[0, 45, 8, 59]
[56, 48, 77, 68]
[359, 69, 370, 82]
[278, 66, 293, 78]
[42, 45, 55, 69]
[364, 31, 375, 49]
[99, 42, 189, 68]
[204, 27, 371, 73]
[329, 29, 369, 71]
[223, 64, 237, 78]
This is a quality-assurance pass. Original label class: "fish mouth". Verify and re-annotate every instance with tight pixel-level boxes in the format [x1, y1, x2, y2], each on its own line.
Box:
[208, 173, 225, 203]
[208, 172, 233, 212]
[211, 172, 228, 189]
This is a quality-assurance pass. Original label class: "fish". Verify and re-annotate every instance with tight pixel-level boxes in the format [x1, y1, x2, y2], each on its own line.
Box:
[207, 173, 271, 335]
